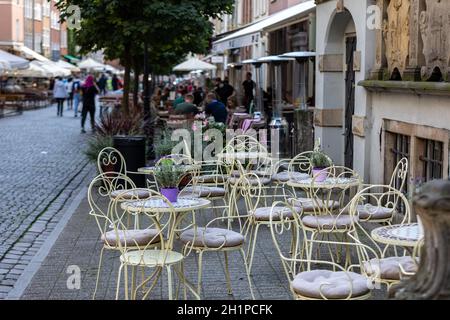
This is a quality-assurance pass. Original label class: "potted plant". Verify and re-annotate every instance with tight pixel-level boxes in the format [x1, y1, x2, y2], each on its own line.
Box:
[153, 160, 185, 203]
[310, 148, 332, 182]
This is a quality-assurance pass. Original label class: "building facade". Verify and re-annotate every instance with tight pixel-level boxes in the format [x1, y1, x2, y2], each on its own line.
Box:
[0, 0, 67, 60]
[315, 0, 450, 186]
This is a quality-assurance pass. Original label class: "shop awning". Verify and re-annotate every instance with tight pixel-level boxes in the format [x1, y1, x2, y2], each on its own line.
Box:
[212, 0, 315, 53]
[64, 55, 81, 63]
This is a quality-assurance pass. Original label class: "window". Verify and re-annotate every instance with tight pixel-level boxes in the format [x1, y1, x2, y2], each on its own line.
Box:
[24, 0, 32, 19]
[43, 1, 51, 17]
[383, 119, 449, 189]
[385, 131, 410, 191]
[35, 3, 42, 21]
[419, 138, 443, 181]
[51, 11, 60, 30]
[15, 19, 20, 41]
[43, 28, 50, 48]
[61, 30, 67, 49]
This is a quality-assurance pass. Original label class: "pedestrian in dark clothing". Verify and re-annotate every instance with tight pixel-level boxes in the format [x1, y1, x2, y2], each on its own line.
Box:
[97, 74, 107, 95]
[205, 92, 228, 124]
[81, 75, 99, 133]
[112, 74, 119, 91]
[193, 86, 204, 106]
[242, 72, 256, 113]
[214, 78, 234, 105]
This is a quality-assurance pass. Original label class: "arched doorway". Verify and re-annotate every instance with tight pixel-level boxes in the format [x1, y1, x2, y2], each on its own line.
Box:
[322, 9, 357, 169]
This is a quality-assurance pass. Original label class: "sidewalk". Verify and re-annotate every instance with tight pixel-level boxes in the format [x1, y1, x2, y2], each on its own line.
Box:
[17, 187, 388, 300]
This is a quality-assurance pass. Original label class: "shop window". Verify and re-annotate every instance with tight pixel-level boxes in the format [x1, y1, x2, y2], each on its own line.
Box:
[418, 138, 443, 181]
[385, 131, 410, 191]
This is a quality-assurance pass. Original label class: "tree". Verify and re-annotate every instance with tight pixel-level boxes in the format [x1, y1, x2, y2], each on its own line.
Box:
[56, 0, 233, 157]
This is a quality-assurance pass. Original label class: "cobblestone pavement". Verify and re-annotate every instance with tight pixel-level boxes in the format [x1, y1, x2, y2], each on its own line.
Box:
[0, 105, 95, 298]
[20, 194, 388, 300]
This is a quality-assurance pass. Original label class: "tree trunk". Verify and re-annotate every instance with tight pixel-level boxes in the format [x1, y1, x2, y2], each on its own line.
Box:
[132, 57, 140, 110]
[121, 44, 131, 115]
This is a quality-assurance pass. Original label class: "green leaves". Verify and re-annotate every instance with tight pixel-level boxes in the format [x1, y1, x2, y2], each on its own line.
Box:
[153, 163, 185, 189]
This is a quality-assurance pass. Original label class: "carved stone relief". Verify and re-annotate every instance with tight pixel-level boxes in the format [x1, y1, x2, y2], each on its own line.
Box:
[382, 0, 411, 77]
[419, 0, 450, 80]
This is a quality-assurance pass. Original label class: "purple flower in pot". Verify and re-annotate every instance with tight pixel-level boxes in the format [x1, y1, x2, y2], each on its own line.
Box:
[154, 161, 185, 203]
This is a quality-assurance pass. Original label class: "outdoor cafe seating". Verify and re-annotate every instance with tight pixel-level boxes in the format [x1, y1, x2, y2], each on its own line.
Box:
[88, 135, 422, 300]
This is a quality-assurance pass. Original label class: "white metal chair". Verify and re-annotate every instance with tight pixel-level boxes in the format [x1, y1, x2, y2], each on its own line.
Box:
[269, 201, 373, 300]
[88, 173, 158, 299]
[180, 173, 257, 299]
[111, 189, 198, 300]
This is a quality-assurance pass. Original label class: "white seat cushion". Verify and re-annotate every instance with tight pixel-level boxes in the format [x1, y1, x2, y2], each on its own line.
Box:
[292, 270, 370, 299]
[110, 189, 151, 200]
[290, 198, 339, 212]
[356, 204, 394, 220]
[120, 250, 183, 266]
[180, 186, 226, 197]
[272, 171, 310, 183]
[101, 229, 160, 247]
[180, 227, 244, 248]
[302, 215, 358, 230]
[363, 256, 418, 281]
[228, 176, 271, 186]
[253, 206, 302, 221]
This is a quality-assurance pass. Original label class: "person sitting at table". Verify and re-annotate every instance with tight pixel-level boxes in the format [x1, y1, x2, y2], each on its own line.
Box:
[205, 92, 227, 124]
[174, 93, 199, 118]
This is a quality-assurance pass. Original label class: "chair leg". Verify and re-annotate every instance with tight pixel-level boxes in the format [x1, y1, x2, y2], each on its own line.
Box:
[307, 232, 316, 270]
[115, 264, 123, 300]
[167, 265, 173, 300]
[197, 250, 204, 297]
[248, 224, 261, 275]
[239, 248, 255, 300]
[223, 252, 233, 295]
[92, 246, 105, 300]
[131, 266, 136, 300]
[124, 264, 129, 300]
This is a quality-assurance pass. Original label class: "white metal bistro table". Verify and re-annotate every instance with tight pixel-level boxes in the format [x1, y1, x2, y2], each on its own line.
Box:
[286, 177, 361, 190]
[120, 197, 211, 299]
[371, 223, 424, 248]
[138, 164, 201, 175]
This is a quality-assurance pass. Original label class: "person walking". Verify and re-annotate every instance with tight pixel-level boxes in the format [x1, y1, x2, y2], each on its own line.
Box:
[112, 74, 119, 91]
[81, 75, 99, 133]
[97, 73, 107, 95]
[53, 77, 67, 117]
[66, 77, 74, 110]
[72, 75, 82, 117]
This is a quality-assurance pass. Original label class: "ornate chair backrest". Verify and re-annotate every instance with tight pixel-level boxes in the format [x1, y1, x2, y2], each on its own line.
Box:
[97, 147, 127, 176]
[287, 151, 315, 179]
[111, 189, 177, 262]
[350, 184, 411, 225]
[387, 157, 409, 210]
[88, 173, 137, 244]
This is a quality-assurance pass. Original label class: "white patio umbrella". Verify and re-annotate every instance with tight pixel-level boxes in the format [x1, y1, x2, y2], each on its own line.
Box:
[173, 58, 217, 72]
[78, 58, 105, 70]
[56, 59, 81, 72]
[0, 49, 30, 71]
[14, 60, 51, 78]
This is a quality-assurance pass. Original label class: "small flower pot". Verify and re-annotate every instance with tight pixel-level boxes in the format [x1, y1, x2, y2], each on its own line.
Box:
[161, 188, 179, 203]
[312, 167, 327, 182]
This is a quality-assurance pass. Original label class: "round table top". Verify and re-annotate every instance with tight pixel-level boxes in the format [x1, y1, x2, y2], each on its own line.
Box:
[287, 177, 360, 189]
[138, 164, 201, 174]
[121, 197, 211, 213]
[371, 223, 423, 247]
